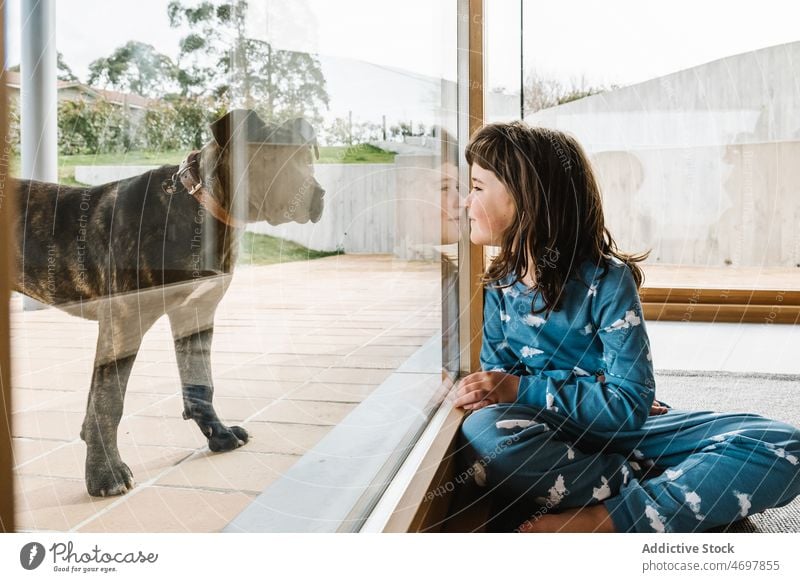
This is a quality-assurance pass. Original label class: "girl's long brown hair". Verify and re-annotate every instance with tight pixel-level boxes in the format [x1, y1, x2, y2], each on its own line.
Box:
[465, 121, 650, 315]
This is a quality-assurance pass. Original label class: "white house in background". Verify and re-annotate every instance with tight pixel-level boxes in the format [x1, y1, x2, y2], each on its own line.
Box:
[4, 70, 153, 112]
[525, 41, 800, 268]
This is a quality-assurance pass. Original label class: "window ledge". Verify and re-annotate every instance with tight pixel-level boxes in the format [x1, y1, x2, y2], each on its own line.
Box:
[223, 335, 453, 533]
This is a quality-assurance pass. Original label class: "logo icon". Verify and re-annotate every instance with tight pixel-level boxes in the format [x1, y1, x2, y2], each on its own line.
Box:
[20, 542, 46, 570]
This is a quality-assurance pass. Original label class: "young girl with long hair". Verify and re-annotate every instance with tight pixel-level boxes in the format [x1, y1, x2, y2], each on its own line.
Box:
[455, 121, 800, 533]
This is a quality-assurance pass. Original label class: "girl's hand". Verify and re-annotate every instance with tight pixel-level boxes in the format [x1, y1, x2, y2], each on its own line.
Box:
[598, 373, 668, 416]
[454, 371, 520, 411]
[649, 400, 669, 416]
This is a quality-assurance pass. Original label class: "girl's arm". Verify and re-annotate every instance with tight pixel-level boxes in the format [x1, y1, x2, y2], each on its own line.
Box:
[516, 265, 656, 431]
[452, 286, 527, 410]
[479, 286, 527, 374]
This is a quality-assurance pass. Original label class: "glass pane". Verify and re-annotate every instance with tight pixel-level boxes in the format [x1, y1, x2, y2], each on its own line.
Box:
[6, 0, 458, 532]
[485, 0, 521, 122]
[519, 0, 800, 276]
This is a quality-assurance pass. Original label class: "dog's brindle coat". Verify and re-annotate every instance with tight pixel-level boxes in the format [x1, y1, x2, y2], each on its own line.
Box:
[12, 110, 324, 496]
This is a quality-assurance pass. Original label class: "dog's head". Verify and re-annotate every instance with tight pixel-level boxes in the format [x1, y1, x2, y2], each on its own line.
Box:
[200, 109, 324, 226]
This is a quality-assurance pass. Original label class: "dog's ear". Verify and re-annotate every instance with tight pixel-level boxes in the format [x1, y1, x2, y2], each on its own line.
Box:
[209, 109, 269, 148]
[283, 118, 320, 160]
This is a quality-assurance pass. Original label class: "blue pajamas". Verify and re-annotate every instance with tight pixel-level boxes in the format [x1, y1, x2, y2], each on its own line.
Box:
[462, 404, 800, 532]
[460, 258, 800, 532]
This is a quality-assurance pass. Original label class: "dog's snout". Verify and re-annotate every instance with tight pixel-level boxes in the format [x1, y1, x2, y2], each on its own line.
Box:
[310, 184, 325, 223]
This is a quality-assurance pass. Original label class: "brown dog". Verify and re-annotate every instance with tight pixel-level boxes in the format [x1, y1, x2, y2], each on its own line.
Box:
[12, 109, 324, 496]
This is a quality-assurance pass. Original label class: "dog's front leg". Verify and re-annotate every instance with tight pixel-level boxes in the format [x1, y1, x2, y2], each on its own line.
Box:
[81, 310, 151, 497]
[168, 308, 249, 452]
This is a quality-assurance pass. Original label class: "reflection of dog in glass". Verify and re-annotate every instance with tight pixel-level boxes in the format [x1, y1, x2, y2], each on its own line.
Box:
[12, 109, 325, 496]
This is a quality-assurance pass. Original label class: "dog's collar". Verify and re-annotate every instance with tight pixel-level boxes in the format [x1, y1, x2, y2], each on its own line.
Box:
[165, 151, 246, 229]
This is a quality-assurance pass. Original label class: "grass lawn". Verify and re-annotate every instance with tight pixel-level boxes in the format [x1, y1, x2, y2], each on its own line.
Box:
[238, 231, 341, 265]
[61, 151, 186, 185]
[317, 143, 396, 164]
[11, 143, 383, 267]
[10, 144, 396, 186]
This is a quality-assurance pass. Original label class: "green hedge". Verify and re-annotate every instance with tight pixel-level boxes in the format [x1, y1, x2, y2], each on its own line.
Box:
[6, 96, 223, 156]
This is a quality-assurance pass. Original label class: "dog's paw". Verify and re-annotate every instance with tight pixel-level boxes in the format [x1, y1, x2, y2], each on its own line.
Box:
[85, 458, 135, 497]
[208, 425, 249, 452]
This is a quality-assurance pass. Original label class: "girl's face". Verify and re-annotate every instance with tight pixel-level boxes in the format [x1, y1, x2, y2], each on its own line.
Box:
[466, 163, 516, 246]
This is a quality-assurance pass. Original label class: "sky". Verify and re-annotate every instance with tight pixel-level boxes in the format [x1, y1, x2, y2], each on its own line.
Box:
[4, 0, 800, 99]
[4, 0, 456, 82]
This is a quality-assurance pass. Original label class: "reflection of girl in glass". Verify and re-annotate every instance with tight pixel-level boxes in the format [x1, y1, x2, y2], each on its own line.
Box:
[456, 121, 800, 532]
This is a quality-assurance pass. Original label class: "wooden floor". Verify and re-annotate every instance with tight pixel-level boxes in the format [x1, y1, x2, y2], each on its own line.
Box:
[641, 264, 799, 324]
[642, 264, 800, 290]
[483, 246, 799, 323]
[10, 255, 442, 532]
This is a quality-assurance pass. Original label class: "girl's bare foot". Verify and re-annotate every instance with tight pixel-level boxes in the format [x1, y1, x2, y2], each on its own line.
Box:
[517, 503, 616, 533]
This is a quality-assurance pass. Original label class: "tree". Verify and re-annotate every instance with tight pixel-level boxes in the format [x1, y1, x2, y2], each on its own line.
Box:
[323, 117, 381, 146]
[523, 70, 611, 114]
[523, 70, 563, 114]
[57, 52, 79, 82]
[167, 0, 329, 126]
[57, 99, 133, 155]
[8, 51, 78, 83]
[88, 41, 178, 98]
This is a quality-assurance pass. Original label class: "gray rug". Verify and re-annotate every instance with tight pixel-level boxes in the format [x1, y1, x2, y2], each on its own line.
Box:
[654, 369, 800, 533]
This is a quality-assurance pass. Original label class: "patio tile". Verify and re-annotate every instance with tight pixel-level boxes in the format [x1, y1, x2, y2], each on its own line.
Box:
[219, 364, 323, 382]
[251, 399, 357, 426]
[155, 450, 299, 493]
[12, 438, 68, 467]
[208, 378, 302, 399]
[117, 415, 209, 449]
[76, 486, 255, 533]
[243, 422, 333, 455]
[335, 355, 412, 369]
[288, 382, 376, 403]
[12, 389, 82, 412]
[241, 343, 361, 356]
[125, 364, 183, 380]
[122, 393, 175, 415]
[12, 371, 89, 391]
[247, 353, 343, 367]
[10, 255, 441, 531]
[125, 375, 182, 395]
[17, 442, 193, 483]
[312, 367, 392, 385]
[12, 410, 84, 441]
[137, 395, 278, 423]
[12, 357, 93, 376]
[349, 344, 421, 357]
[15, 475, 118, 532]
[366, 334, 437, 346]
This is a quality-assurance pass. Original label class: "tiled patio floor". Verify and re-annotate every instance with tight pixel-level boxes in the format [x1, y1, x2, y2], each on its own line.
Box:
[10, 255, 442, 532]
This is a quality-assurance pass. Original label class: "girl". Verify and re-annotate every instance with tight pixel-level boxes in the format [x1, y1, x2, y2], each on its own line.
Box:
[455, 121, 800, 533]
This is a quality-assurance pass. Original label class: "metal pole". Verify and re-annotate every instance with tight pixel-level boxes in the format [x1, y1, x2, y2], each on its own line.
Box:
[21, 0, 57, 182]
[20, 0, 57, 311]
